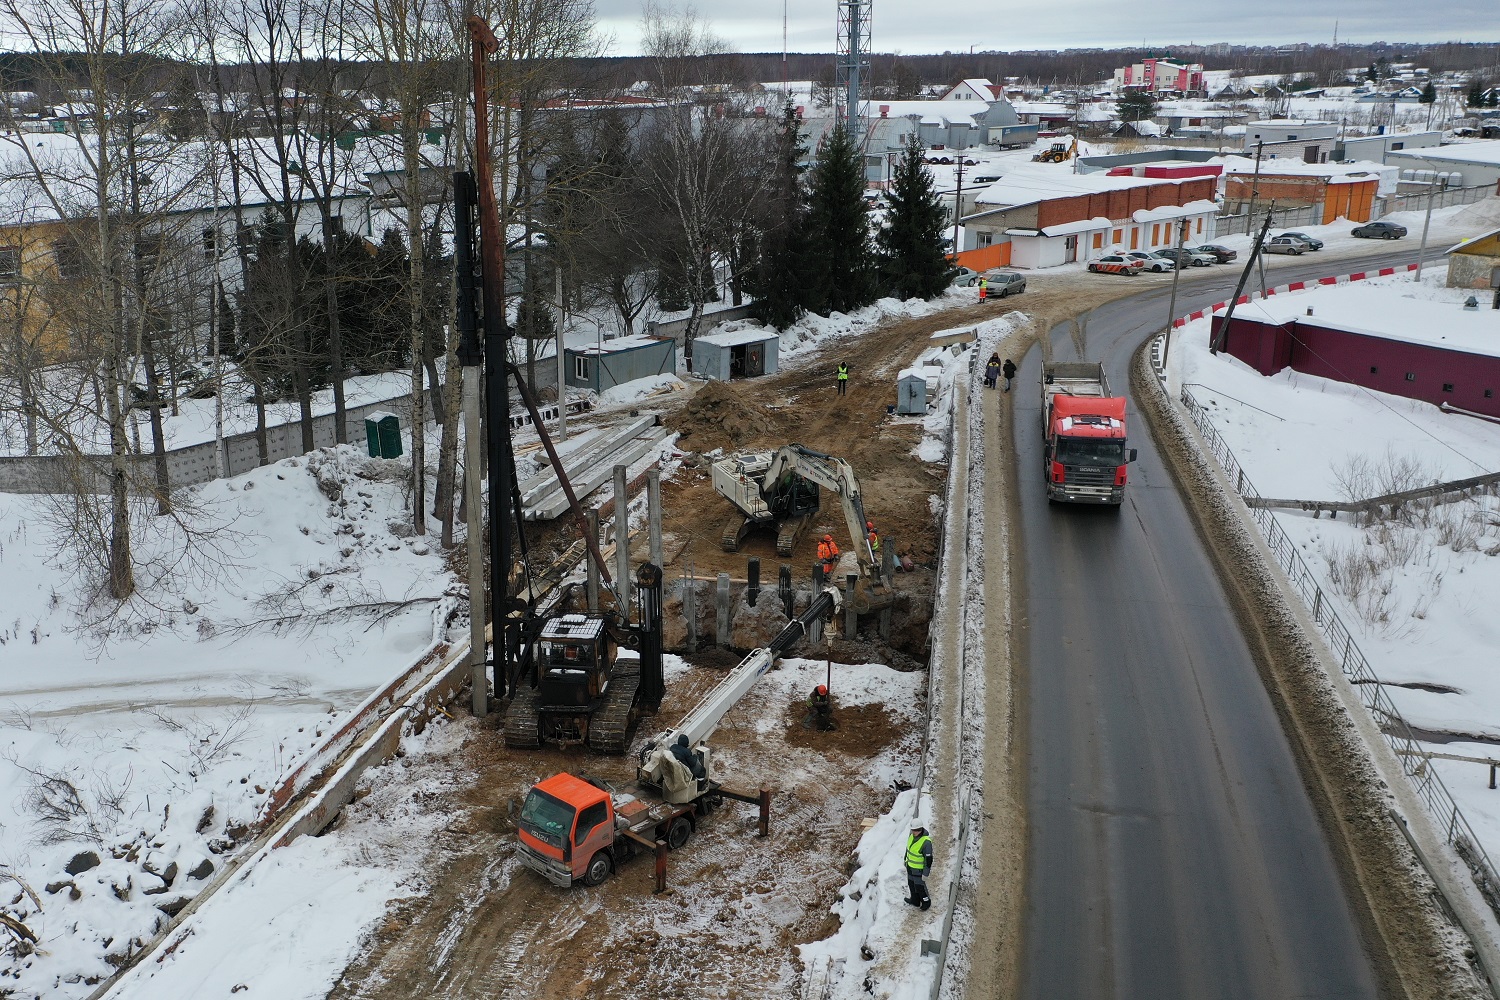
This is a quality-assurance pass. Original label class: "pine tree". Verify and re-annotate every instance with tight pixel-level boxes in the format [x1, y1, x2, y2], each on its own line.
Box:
[1116, 89, 1158, 123]
[806, 123, 877, 315]
[749, 101, 812, 329]
[1467, 79, 1486, 108]
[877, 132, 956, 301]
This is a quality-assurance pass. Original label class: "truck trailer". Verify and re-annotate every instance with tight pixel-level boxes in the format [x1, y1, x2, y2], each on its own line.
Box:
[1041, 361, 1137, 505]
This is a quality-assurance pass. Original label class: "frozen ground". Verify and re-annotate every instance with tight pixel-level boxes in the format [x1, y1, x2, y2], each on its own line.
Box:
[0, 443, 455, 995]
[1170, 264, 1500, 876]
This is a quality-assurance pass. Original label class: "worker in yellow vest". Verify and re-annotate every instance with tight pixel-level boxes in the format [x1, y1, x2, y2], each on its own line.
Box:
[905, 823, 932, 909]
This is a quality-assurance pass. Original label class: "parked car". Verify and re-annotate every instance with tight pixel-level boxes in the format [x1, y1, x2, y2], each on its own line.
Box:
[1152, 248, 1215, 268]
[1088, 254, 1146, 275]
[1191, 243, 1237, 263]
[1122, 250, 1174, 273]
[1352, 221, 1408, 240]
[1278, 231, 1324, 250]
[951, 266, 981, 286]
[983, 271, 1027, 297]
[1263, 235, 1309, 255]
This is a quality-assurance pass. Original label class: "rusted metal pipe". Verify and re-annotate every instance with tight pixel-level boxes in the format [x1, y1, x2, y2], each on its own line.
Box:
[758, 786, 771, 838]
[654, 838, 668, 893]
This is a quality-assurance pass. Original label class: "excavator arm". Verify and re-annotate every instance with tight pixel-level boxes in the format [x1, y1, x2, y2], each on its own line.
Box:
[763, 445, 876, 577]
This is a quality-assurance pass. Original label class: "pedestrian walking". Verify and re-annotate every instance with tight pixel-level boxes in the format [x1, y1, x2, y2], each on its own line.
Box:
[905, 823, 933, 910]
[984, 352, 1001, 389]
[817, 533, 841, 576]
[978, 276, 988, 302]
[836, 362, 850, 396]
[1001, 358, 1017, 392]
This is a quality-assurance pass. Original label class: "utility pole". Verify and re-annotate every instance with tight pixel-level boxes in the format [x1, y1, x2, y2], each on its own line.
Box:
[1161, 218, 1188, 372]
[1243, 139, 1264, 239]
[1415, 167, 1440, 282]
[1212, 211, 1274, 355]
[951, 158, 966, 258]
[554, 265, 567, 441]
[455, 171, 488, 719]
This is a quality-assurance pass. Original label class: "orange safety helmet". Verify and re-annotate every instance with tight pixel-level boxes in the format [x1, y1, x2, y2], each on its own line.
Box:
[816, 685, 828, 696]
[866, 521, 875, 530]
[823, 534, 833, 542]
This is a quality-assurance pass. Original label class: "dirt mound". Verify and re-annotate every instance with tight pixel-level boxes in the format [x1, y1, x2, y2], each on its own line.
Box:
[666, 379, 781, 453]
[782, 698, 905, 757]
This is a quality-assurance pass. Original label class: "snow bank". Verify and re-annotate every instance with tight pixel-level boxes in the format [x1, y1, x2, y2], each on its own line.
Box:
[0, 444, 454, 996]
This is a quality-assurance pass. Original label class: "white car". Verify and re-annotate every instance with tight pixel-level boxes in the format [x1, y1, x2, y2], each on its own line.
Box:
[1122, 251, 1174, 273]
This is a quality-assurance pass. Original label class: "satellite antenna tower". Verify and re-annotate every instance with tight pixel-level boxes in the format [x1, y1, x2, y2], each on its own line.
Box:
[835, 0, 871, 136]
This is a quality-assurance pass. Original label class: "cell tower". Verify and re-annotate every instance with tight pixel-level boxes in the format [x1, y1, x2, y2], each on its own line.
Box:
[835, 0, 871, 136]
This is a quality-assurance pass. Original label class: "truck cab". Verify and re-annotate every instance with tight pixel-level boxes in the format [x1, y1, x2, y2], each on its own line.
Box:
[516, 773, 618, 888]
[1041, 363, 1137, 505]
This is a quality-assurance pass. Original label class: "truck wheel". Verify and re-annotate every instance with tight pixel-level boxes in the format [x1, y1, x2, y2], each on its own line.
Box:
[666, 816, 692, 851]
[582, 850, 612, 886]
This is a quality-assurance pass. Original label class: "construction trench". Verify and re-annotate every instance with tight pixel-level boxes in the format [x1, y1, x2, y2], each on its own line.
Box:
[313, 264, 1489, 1000]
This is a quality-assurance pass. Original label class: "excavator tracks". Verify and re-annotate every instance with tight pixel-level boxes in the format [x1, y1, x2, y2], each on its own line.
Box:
[720, 515, 751, 552]
[502, 685, 542, 749]
[776, 515, 812, 558]
[586, 671, 641, 755]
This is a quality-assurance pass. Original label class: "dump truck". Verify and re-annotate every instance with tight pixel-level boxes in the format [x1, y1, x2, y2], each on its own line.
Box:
[1041, 362, 1137, 505]
[515, 589, 839, 888]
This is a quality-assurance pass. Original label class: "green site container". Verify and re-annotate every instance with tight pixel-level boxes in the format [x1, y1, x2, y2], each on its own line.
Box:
[364, 411, 403, 459]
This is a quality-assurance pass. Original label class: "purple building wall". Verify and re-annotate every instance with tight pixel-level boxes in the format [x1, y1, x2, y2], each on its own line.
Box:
[1210, 314, 1500, 418]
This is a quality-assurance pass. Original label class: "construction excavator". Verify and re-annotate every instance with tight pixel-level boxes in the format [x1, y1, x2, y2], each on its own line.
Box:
[1032, 136, 1077, 163]
[712, 444, 893, 612]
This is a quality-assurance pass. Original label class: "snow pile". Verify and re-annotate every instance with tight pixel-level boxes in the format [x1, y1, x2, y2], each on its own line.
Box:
[912, 313, 1029, 463]
[104, 718, 467, 1000]
[1171, 266, 1500, 870]
[798, 788, 936, 999]
[595, 373, 684, 408]
[0, 444, 454, 996]
[707, 289, 976, 365]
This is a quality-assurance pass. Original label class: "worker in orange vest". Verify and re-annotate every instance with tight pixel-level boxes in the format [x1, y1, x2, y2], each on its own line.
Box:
[866, 520, 881, 557]
[817, 534, 840, 575]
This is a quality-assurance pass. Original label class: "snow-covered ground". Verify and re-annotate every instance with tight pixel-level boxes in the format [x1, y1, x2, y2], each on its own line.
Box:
[0, 443, 455, 994]
[1169, 263, 1500, 872]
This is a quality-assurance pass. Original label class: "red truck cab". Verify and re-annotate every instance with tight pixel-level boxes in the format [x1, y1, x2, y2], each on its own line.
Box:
[1045, 394, 1136, 505]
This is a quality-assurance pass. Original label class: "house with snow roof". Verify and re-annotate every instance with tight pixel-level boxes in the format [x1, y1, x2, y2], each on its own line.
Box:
[956, 165, 1218, 270]
[941, 79, 1003, 102]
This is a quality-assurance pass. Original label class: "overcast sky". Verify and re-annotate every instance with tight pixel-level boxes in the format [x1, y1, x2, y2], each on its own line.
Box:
[592, 1, 1496, 58]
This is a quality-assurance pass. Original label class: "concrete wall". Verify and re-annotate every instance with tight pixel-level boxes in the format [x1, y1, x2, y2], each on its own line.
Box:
[1448, 252, 1500, 290]
[0, 383, 448, 494]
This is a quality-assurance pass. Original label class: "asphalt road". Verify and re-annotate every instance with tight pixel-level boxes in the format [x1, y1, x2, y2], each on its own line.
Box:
[1011, 247, 1427, 1000]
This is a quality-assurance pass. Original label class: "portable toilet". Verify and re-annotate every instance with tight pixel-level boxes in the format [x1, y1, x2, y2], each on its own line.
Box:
[896, 368, 928, 415]
[364, 411, 402, 458]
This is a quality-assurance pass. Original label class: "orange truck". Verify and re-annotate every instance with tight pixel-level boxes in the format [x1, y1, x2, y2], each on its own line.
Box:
[516, 589, 840, 888]
[1041, 362, 1137, 505]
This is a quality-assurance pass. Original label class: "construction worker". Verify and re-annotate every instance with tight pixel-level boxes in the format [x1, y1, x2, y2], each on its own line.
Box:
[836, 361, 850, 396]
[978, 276, 988, 302]
[808, 684, 833, 729]
[817, 533, 840, 576]
[905, 823, 933, 910]
[1002, 358, 1017, 392]
[670, 733, 705, 781]
[866, 520, 881, 556]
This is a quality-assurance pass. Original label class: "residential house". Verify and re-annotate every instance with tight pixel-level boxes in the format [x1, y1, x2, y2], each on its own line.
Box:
[1113, 59, 1205, 94]
[941, 79, 1004, 102]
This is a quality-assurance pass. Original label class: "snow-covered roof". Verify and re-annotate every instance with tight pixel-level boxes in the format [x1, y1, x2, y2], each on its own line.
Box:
[1132, 199, 1219, 224]
[1220, 155, 1393, 184]
[575, 334, 664, 355]
[695, 327, 778, 348]
[1390, 140, 1500, 168]
[1247, 118, 1336, 127]
[862, 99, 991, 120]
[1217, 283, 1500, 358]
[1445, 227, 1500, 255]
[974, 163, 1195, 209]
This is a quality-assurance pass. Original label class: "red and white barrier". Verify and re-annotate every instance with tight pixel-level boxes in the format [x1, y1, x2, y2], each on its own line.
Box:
[1171, 262, 1420, 328]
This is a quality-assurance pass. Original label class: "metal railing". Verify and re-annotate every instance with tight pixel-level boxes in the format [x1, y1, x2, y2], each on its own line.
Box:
[1178, 384, 1500, 915]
